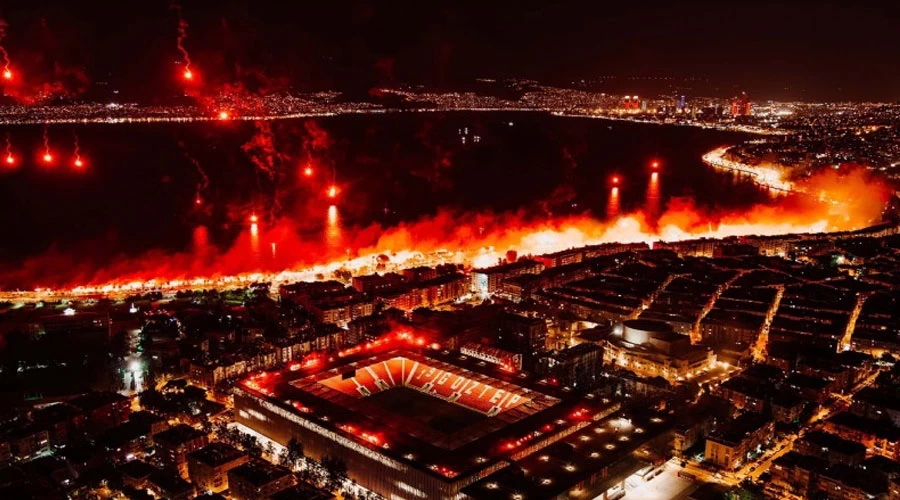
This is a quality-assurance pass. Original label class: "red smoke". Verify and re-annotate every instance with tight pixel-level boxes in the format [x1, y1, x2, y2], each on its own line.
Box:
[0, 164, 889, 293]
[0, 60, 90, 105]
[0, 18, 13, 80]
[171, 1, 192, 76]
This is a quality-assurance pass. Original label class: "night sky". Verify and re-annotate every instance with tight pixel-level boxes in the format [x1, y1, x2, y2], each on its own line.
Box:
[0, 1, 898, 101]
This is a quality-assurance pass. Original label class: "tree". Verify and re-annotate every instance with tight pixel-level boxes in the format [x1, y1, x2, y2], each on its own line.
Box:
[278, 447, 293, 469]
[105, 356, 127, 392]
[285, 437, 305, 469]
[321, 455, 348, 492]
[199, 417, 213, 435]
[243, 435, 262, 458]
[143, 363, 157, 389]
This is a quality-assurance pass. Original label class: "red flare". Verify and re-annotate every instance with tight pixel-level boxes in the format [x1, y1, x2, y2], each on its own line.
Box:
[43, 153, 53, 163]
[4, 155, 13, 165]
[183, 69, 193, 80]
[651, 161, 659, 169]
[218, 110, 229, 120]
[328, 185, 337, 198]
[74, 158, 83, 168]
[304, 165, 313, 177]
[612, 176, 619, 184]
[2, 69, 11, 80]
[249, 214, 259, 223]
[194, 196, 203, 205]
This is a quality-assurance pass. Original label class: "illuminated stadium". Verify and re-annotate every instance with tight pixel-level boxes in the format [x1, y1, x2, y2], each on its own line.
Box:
[234, 340, 617, 499]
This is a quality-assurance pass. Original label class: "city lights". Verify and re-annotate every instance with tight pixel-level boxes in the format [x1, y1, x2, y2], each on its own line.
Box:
[0, 6, 893, 500]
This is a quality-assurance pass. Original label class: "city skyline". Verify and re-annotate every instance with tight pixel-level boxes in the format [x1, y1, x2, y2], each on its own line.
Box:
[0, 2, 897, 102]
[1, 3, 899, 500]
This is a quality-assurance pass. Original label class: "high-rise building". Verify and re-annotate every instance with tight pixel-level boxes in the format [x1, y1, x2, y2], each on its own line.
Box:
[731, 92, 751, 116]
[622, 95, 641, 110]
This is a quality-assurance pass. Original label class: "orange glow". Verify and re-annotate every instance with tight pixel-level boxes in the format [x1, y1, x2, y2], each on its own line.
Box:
[646, 171, 661, 219]
[183, 69, 193, 80]
[4, 155, 13, 165]
[651, 161, 659, 169]
[43, 153, 53, 163]
[328, 185, 337, 198]
[74, 158, 83, 168]
[218, 110, 229, 120]
[612, 176, 619, 184]
[2, 69, 11, 80]
[607, 186, 620, 219]
[1, 164, 889, 295]
[326, 204, 342, 249]
[304, 165, 313, 176]
[249, 214, 259, 223]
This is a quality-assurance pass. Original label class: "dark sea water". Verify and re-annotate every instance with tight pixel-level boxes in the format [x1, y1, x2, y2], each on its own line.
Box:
[0, 112, 769, 288]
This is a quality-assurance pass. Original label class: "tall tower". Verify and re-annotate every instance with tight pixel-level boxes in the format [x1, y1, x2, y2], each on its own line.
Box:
[731, 92, 751, 116]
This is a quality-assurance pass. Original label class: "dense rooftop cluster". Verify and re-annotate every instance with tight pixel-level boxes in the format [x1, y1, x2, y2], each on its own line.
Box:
[2, 220, 900, 498]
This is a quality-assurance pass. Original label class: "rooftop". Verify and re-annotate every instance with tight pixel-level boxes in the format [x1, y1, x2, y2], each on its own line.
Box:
[708, 413, 771, 447]
[800, 430, 866, 457]
[154, 424, 207, 447]
[188, 442, 247, 467]
[461, 410, 671, 499]
[785, 373, 832, 391]
[149, 469, 194, 496]
[229, 460, 293, 487]
[119, 460, 156, 480]
[69, 391, 128, 411]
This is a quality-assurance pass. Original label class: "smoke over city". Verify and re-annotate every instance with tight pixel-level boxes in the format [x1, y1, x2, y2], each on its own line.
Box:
[0, 159, 887, 291]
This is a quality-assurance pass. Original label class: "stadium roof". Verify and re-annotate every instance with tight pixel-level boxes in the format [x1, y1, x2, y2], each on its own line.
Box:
[237, 347, 616, 483]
